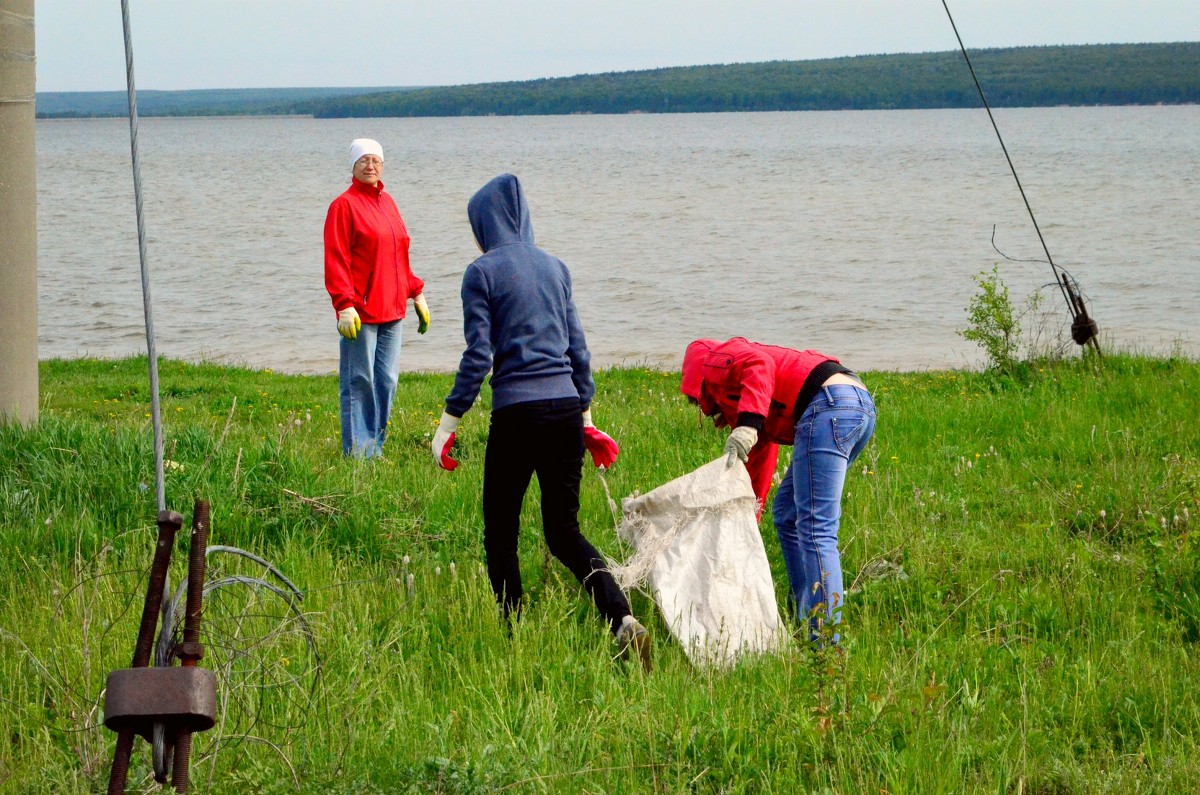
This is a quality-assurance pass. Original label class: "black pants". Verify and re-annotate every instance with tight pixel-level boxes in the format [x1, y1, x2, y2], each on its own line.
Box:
[483, 397, 631, 634]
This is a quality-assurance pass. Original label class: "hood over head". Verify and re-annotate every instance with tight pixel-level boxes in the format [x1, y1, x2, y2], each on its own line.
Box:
[468, 173, 534, 253]
[680, 338, 720, 401]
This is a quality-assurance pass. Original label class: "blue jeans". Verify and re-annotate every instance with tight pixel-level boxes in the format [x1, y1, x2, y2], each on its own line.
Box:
[339, 320, 403, 458]
[772, 383, 876, 643]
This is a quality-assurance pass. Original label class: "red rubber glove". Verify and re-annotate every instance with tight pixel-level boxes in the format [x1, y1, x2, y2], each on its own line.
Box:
[432, 412, 460, 471]
[583, 426, 619, 469]
[581, 410, 619, 469]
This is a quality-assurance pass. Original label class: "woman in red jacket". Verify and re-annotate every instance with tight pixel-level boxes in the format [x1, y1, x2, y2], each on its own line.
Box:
[680, 337, 875, 644]
[324, 138, 429, 458]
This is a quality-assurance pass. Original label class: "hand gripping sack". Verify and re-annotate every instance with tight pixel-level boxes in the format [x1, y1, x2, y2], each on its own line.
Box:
[611, 458, 786, 667]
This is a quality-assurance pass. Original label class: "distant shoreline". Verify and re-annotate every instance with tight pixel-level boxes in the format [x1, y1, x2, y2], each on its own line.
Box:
[34, 103, 1199, 123]
[36, 43, 1200, 120]
[37, 114, 318, 121]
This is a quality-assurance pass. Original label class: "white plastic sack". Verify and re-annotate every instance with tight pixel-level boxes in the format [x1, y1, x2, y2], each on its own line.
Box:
[611, 457, 787, 668]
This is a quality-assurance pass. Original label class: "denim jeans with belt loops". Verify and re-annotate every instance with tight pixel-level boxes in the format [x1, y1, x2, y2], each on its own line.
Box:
[339, 319, 403, 458]
[772, 382, 876, 643]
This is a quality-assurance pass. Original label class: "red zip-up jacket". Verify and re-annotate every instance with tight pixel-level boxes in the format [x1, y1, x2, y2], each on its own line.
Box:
[324, 178, 424, 324]
[680, 338, 839, 513]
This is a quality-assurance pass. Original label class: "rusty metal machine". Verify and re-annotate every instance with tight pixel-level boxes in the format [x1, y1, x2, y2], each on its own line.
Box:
[104, 501, 215, 794]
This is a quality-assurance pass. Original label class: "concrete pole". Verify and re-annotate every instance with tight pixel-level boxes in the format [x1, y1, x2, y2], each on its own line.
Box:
[0, 0, 38, 424]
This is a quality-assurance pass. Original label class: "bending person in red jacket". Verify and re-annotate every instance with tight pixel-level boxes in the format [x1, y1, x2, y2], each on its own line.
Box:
[324, 138, 430, 458]
[680, 338, 876, 644]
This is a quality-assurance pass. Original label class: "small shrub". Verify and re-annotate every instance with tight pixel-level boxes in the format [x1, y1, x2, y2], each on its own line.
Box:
[959, 266, 1044, 373]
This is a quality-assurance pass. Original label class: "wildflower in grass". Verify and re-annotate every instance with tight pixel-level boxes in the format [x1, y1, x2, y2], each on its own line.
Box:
[402, 555, 410, 566]
[450, 562, 457, 579]
[406, 573, 415, 598]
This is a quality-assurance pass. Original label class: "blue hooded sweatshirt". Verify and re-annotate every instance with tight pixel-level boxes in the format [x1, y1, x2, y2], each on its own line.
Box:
[444, 173, 594, 417]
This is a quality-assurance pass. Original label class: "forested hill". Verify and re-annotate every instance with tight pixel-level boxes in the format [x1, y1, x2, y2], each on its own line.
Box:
[305, 43, 1199, 118]
[35, 86, 420, 118]
[37, 43, 1199, 119]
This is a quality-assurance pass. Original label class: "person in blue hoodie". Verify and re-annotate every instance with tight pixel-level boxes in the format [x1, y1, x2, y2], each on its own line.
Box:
[431, 173, 650, 669]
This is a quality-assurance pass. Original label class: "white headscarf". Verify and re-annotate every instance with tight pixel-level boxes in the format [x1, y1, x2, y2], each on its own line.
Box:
[348, 138, 384, 171]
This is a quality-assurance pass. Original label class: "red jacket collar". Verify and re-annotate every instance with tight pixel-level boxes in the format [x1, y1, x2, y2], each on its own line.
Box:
[350, 177, 385, 197]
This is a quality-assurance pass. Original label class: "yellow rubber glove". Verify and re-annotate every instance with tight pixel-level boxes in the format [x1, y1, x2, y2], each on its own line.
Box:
[337, 307, 361, 340]
[414, 293, 430, 335]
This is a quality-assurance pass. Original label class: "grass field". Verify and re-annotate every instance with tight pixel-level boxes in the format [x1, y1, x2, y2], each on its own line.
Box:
[1, 353, 1198, 793]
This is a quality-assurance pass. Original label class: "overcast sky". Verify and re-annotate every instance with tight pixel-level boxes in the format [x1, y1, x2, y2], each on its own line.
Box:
[35, 1, 1200, 92]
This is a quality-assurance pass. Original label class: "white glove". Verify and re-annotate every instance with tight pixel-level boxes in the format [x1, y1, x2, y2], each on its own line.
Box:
[432, 411, 461, 470]
[337, 307, 361, 340]
[724, 425, 758, 466]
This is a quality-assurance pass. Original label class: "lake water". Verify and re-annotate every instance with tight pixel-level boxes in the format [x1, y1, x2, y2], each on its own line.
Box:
[34, 107, 1200, 375]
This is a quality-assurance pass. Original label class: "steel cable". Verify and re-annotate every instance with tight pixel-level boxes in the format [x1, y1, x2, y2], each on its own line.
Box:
[120, 0, 166, 511]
